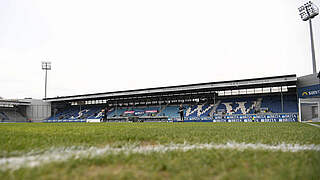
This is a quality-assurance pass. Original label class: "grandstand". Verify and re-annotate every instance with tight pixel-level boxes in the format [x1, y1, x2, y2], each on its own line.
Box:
[45, 74, 299, 122]
[0, 99, 29, 122]
[0, 99, 50, 122]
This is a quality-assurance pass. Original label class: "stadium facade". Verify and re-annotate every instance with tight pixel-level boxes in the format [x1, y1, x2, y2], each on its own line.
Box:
[1, 74, 319, 123]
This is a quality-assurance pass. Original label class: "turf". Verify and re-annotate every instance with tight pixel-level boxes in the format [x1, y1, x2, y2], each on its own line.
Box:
[0, 122, 319, 179]
[3, 150, 320, 180]
[310, 122, 320, 125]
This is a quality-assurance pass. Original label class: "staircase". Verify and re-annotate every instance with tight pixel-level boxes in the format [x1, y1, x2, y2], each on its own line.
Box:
[156, 103, 169, 116]
[209, 100, 221, 117]
[252, 98, 263, 113]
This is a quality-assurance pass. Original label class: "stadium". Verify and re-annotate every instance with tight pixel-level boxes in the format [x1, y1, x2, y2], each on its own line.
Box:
[1, 1, 320, 180]
[1, 73, 320, 179]
[0, 74, 319, 123]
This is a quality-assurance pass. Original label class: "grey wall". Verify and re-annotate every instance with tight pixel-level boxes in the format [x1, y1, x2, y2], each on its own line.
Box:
[301, 103, 313, 121]
[297, 74, 320, 87]
[299, 97, 320, 122]
[24, 99, 51, 122]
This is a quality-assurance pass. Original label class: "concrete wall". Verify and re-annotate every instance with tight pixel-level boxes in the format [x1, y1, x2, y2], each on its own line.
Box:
[297, 74, 319, 87]
[301, 103, 315, 121]
[298, 74, 320, 121]
[300, 98, 320, 121]
[24, 99, 51, 122]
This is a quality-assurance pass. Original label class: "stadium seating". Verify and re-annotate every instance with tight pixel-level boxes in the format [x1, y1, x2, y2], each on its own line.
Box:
[260, 95, 298, 113]
[0, 109, 27, 122]
[48, 105, 162, 121]
[46, 95, 298, 122]
[0, 112, 9, 121]
[161, 106, 180, 119]
[214, 97, 259, 115]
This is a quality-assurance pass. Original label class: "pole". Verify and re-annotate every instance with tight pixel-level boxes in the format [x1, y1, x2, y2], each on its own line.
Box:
[309, 18, 317, 74]
[116, 101, 118, 116]
[45, 68, 48, 99]
[298, 98, 302, 122]
[280, 90, 284, 113]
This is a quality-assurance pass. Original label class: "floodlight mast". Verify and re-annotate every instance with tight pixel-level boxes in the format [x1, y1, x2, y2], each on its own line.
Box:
[299, 1, 319, 74]
[42, 61, 51, 99]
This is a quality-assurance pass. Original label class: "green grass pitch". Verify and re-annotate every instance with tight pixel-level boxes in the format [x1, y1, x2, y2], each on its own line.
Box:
[0, 122, 319, 180]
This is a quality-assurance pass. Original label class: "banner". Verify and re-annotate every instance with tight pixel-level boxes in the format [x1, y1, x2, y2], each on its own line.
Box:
[124, 111, 135, 114]
[298, 84, 320, 98]
[134, 111, 145, 115]
[145, 110, 158, 113]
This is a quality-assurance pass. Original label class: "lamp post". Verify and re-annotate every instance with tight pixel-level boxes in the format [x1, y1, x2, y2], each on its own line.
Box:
[299, 1, 319, 74]
[42, 61, 51, 99]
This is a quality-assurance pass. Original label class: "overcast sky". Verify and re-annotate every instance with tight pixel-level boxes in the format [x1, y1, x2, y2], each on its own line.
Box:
[1, 0, 320, 99]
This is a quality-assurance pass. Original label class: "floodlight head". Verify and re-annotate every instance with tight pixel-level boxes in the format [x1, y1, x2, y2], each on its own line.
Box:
[299, 6, 309, 21]
[299, 1, 319, 21]
[42, 61, 51, 70]
[306, 1, 319, 18]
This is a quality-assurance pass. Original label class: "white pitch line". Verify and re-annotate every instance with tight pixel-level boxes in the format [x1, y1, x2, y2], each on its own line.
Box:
[0, 142, 320, 171]
[304, 122, 320, 128]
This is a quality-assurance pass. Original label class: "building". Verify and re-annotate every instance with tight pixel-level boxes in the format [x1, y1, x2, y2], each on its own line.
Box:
[0, 98, 50, 122]
[3, 74, 318, 123]
[298, 73, 320, 121]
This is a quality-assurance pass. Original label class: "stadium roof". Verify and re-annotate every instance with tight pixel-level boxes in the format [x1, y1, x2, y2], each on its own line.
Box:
[0, 99, 31, 107]
[45, 74, 297, 102]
